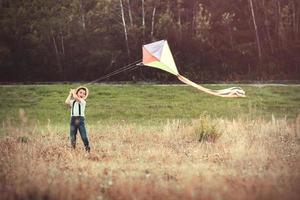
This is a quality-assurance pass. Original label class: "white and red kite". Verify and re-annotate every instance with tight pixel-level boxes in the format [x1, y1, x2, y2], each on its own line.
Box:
[142, 40, 246, 98]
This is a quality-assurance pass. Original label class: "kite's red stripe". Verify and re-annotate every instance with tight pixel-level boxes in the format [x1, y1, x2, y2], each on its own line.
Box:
[142, 47, 159, 64]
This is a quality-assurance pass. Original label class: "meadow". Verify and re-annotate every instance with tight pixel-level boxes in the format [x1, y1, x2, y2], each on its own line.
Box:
[0, 83, 299, 200]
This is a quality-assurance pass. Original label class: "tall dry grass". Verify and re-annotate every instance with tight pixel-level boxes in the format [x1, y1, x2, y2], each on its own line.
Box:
[0, 114, 299, 200]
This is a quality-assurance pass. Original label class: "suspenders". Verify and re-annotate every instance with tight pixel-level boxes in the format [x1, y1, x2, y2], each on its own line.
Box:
[72, 101, 81, 116]
[72, 101, 76, 116]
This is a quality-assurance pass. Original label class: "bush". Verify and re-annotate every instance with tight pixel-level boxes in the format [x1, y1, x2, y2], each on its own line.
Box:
[17, 136, 29, 143]
[192, 114, 222, 142]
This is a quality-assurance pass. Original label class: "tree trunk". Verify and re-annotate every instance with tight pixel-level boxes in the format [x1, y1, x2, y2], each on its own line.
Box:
[273, 0, 280, 49]
[276, 0, 285, 49]
[262, 0, 274, 54]
[60, 26, 65, 56]
[249, 0, 262, 61]
[52, 35, 63, 79]
[119, 0, 130, 59]
[151, 4, 156, 41]
[292, 0, 299, 40]
[192, 2, 197, 37]
[52, 36, 59, 59]
[127, 0, 133, 27]
[142, 0, 145, 41]
[61, 35, 65, 56]
[177, 1, 182, 41]
[80, 0, 86, 31]
[60, 31, 65, 80]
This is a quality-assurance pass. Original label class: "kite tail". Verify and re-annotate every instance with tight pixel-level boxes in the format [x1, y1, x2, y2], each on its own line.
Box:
[177, 75, 246, 98]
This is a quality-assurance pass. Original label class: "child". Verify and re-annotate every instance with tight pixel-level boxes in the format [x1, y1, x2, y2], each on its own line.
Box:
[65, 86, 90, 152]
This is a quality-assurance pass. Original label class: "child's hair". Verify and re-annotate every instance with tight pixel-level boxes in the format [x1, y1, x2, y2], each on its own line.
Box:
[76, 87, 86, 94]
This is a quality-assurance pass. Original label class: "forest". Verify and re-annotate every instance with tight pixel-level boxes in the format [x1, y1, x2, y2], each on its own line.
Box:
[0, 0, 299, 82]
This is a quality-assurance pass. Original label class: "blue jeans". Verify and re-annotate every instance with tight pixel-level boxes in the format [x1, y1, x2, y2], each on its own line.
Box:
[70, 116, 90, 152]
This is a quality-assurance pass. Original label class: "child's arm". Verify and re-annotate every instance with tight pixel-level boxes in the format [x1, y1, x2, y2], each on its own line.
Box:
[65, 89, 73, 106]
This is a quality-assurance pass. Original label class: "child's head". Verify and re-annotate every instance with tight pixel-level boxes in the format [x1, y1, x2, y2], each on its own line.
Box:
[75, 86, 89, 99]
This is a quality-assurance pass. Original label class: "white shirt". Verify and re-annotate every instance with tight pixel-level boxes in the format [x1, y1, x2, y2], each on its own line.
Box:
[70, 99, 86, 117]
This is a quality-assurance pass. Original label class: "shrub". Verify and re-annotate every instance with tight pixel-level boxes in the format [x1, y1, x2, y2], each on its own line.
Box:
[17, 136, 30, 143]
[192, 114, 222, 142]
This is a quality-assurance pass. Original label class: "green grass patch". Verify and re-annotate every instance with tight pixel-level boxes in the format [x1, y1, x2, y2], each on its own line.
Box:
[0, 83, 299, 126]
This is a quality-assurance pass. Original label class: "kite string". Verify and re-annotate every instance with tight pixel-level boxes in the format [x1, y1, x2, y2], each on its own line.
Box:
[85, 59, 142, 86]
[92, 64, 137, 82]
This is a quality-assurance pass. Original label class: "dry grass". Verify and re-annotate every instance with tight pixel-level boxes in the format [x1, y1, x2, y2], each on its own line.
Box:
[0, 115, 300, 200]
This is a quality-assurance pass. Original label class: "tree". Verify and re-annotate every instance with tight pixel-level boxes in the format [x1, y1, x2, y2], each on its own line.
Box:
[249, 0, 262, 61]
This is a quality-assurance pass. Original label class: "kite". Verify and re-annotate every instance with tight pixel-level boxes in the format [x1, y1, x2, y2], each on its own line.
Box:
[142, 40, 246, 98]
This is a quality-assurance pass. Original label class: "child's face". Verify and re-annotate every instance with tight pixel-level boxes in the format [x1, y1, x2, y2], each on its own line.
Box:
[77, 89, 86, 98]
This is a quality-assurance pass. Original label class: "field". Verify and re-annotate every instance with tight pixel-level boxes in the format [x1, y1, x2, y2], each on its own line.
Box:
[0, 84, 300, 200]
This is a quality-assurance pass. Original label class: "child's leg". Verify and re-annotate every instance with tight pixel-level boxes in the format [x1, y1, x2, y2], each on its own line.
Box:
[78, 117, 90, 152]
[70, 119, 78, 149]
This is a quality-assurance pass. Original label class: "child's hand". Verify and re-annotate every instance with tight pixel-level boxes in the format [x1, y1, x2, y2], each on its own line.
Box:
[70, 89, 75, 96]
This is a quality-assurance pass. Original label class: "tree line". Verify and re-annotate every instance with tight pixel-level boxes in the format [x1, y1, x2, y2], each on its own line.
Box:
[0, 0, 299, 82]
